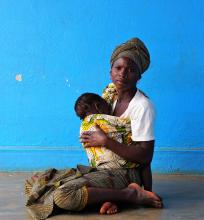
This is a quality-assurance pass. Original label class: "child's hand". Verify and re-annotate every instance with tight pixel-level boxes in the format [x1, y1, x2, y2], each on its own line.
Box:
[80, 125, 108, 147]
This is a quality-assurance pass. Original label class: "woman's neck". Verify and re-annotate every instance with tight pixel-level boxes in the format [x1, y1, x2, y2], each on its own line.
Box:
[117, 87, 137, 103]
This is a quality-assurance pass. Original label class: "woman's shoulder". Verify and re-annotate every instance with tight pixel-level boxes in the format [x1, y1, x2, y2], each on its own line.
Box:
[124, 90, 155, 120]
[131, 90, 154, 110]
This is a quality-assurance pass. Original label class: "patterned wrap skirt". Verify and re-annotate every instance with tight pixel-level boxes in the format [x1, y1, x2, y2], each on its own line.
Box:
[25, 165, 141, 219]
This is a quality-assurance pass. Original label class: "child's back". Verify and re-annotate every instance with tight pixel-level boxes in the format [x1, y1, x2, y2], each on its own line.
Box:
[80, 113, 138, 169]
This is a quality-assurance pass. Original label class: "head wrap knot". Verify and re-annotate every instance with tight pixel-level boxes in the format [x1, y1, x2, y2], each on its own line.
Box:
[110, 38, 150, 75]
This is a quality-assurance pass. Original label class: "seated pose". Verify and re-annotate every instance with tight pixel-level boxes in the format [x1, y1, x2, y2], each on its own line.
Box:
[75, 92, 152, 191]
[24, 38, 162, 220]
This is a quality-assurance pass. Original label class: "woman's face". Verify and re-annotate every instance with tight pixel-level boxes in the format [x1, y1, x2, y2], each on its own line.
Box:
[110, 57, 140, 91]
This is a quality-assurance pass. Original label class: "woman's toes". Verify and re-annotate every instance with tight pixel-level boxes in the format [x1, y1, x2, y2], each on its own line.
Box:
[107, 204, 118, 214]
[100, 202, 112, 214]
[152, 192, 163, 201]
[100, 202, 118, 214]
[153, 200, 163, 208]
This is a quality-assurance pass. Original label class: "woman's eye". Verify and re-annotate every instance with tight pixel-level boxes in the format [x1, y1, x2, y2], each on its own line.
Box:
[115, 66, 121, 71]
[128, 67, 137, 73]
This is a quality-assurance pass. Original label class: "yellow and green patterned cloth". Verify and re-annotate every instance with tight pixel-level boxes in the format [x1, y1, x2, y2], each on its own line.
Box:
[102, 82, 118, 106]
[81, 114, 138, 169]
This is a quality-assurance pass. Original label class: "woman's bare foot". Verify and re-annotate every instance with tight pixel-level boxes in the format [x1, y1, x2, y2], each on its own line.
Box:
[128, 183, 163, 208]
[100, 202, 118, 214]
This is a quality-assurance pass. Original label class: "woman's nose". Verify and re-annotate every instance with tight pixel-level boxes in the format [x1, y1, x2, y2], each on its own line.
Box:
[118, 68, 128, 78]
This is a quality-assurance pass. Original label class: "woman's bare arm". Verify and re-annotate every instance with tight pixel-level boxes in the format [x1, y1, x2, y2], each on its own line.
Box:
[80, 126, 154, 164]
[105, 138, 154, 164]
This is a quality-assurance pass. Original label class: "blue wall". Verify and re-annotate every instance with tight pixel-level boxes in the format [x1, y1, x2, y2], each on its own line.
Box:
[0, 0, 204, 173]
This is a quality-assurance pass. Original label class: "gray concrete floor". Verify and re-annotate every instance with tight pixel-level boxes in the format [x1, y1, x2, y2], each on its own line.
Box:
[0, 173, 204, 220]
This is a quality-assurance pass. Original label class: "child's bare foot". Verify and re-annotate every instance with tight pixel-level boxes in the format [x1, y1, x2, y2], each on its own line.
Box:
[100, 202, 118, 214]
[128, 183, 163, 208]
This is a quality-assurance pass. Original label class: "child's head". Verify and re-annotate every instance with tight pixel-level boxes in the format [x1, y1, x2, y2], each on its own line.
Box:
[74, 93, 111, 120]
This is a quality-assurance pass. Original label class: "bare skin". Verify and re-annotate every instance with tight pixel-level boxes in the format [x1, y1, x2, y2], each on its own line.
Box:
[100, 202, 118, 214]
[87, 183, 162, 210]
[80, 57, 161, 214]
[128, 183, 162, 208]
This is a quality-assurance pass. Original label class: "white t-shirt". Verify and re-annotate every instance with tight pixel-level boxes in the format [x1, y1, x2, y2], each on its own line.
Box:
[113, 89, 155, 141]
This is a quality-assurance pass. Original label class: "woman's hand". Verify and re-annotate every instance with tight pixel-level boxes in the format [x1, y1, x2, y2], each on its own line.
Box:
[80, 125, 108, 147]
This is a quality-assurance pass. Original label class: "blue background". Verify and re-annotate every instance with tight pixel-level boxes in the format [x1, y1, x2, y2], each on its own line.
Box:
[0, 0, 204, 172]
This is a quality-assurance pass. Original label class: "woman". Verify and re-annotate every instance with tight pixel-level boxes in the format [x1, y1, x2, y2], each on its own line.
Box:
[80, 37, 161, 214]
[25, 38, 162, 220]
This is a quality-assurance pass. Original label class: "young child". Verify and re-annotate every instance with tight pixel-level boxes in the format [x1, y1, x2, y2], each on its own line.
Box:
[74, 92, 152, 191]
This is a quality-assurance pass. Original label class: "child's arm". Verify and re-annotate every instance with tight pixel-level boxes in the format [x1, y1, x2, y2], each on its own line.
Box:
[140, 164, 152, 191]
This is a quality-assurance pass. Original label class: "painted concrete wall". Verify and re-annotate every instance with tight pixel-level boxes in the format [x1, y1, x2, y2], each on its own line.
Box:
[0, 0, 204, 172]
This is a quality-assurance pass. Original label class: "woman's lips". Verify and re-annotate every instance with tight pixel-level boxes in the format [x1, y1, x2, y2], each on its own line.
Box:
[116, 79, 127, 85]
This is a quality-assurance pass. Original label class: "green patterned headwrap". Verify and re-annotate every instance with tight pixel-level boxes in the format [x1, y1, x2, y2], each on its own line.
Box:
[110, 38, 150, 75]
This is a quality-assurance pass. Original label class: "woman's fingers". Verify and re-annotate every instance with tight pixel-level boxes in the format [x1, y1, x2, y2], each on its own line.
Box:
[80, 134, 90, 139]
[81, 131, 93, 135]
[80, 132, 92, 140]
[80, 132, 93, 146]
[80, 128, 108, 146]
[80, 136, 90, 143]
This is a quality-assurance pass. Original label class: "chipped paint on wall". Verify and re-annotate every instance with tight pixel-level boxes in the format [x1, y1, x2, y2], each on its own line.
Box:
[15, 74, 22, 82]
[65, 78, 71, 87]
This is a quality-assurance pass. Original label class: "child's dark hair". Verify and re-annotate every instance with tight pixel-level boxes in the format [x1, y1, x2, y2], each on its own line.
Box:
[74, 93, 108, 120]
